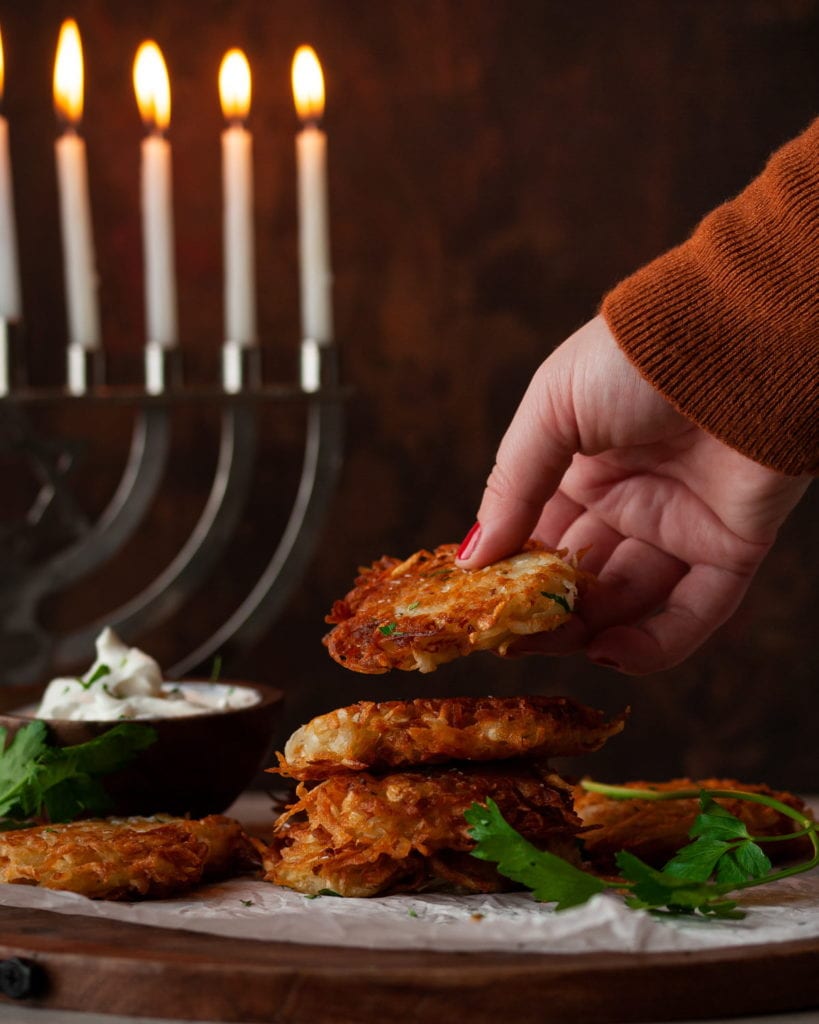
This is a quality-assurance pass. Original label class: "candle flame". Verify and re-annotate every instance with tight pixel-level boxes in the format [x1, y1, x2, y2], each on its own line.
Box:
[219, 49, 251, 122]
[133, 41, 171, 131]
[292, 45, 324, 123]
[0, 26, 5, 103]
[54, 19, 84, 125]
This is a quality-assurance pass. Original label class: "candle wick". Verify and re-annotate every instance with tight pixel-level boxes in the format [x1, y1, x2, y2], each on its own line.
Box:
[301, 116, 321, 131]
[57, 118, 79, 136]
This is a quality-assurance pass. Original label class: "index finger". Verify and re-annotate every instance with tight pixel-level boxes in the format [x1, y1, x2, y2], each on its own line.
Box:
[456, 357, 577, 568]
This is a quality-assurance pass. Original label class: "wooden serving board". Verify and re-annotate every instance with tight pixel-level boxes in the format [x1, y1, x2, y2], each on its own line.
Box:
[0, 904, 817, 1023]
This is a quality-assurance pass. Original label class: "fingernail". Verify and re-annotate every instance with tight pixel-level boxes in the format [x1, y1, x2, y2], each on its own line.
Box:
[456, 522, 482, 561]
[590, 656, 621, 670]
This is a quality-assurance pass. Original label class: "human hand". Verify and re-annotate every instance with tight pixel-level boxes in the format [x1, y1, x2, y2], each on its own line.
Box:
[455, 315, 811, 674]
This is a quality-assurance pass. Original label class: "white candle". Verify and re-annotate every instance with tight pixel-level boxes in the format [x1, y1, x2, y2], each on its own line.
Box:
[55, 130, 100, 350]
[53, 19, 100, 384]
[219, 49, 256, 350]
[140, 131, 177, 347]
[292, 46, 333, 347]
[134, 41, 178, 358]
[0, 29, 21, 324]
[222, 125, 255, 344]
[0, 114, 21, 322]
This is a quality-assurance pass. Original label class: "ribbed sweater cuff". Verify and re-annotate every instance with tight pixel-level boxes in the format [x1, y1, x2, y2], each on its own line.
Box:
[601, 119, 819, 477]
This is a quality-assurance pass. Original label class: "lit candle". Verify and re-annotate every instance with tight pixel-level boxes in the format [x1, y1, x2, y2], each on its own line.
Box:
[0, 26, 21, 325]
[53, 19, 101, 393]
[292, 46, 333, 359]
[219, 49, 256, 353]
[133, 41, 177, 392]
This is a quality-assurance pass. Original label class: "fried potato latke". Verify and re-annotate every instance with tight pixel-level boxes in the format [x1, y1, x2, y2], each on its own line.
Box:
[574, 778, 814, 871]
[0, 815, 261, 900]
[264, 763, 583, 897]
[275, 695, 627, 780]
[324, 542, 581, 674]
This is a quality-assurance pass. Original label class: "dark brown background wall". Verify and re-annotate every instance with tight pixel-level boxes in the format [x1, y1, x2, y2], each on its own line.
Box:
[2, 0, 817, 787]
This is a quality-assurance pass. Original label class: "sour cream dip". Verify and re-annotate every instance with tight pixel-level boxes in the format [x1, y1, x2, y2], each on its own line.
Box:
[36, 628, 260, 721]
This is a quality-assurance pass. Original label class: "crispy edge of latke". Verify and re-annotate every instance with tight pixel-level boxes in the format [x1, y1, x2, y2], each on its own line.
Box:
[271, 696, 628, 781]
[322, 542, 585, 674]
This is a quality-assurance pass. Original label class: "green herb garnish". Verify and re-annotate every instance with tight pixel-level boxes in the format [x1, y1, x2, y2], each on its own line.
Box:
[76, 664, 111, 690]
[661, 794, 772, 885]
[240, 899, 254, 907]
[466, 784, 819, 920]
[0, 720, 157, 827]
[407, 601, 420, 611]
[210, 655, 223, 682]
[378, 623, 400, 636]
[540, 591, 571, 614]
[466, 798, 606, 909]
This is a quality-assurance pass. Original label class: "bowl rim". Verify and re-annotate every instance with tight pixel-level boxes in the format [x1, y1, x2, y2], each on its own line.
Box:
[0, 679, 284, 725]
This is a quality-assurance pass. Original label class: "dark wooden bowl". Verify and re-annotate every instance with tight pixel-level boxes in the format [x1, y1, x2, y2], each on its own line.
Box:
[0, 681, 284, 818]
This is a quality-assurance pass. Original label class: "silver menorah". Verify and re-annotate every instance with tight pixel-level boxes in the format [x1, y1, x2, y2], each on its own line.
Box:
[0, 322, 343, 687]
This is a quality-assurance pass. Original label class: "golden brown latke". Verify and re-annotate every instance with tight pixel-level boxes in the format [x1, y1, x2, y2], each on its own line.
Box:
[264, 763, 583, 897]
[574, 778, 814, 871]
[274, 695, 627, 781]
[324, 542, 581, 674]
[0, 815, 261, 900]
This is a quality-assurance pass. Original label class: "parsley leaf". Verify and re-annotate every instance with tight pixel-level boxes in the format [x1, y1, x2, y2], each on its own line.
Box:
[466, 799, 606, 909]
[0, 721, 157, 825]
[540, 591, 571, 614]
[76, 664, 111, 691]
[663, 796, 771, 885]
[616, 851, 743, 919]
[690, 796, 751, 841]
[661, 836, 732, 883]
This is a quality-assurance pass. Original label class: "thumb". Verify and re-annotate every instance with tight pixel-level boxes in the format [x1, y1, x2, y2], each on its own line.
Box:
[456, 334, 580, 569]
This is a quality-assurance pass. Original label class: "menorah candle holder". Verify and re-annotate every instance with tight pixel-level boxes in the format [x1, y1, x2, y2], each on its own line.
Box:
[0, 322, 344, 687]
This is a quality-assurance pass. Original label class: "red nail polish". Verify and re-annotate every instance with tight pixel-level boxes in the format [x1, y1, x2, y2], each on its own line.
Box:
[457, 522, 481, 561]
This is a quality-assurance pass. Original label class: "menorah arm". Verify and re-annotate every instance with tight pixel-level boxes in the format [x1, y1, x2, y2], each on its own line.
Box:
[52, 403, 258, 669]
[30, 406, 171, 595]
[168, 366, 343, 679]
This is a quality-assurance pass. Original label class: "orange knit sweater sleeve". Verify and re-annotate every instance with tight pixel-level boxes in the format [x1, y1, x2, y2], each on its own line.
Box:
[601, 118, 819, 476]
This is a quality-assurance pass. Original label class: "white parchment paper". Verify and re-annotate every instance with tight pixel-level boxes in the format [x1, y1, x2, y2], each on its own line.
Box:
[1, 863, 817, 954]
[0, 794, 816, 955]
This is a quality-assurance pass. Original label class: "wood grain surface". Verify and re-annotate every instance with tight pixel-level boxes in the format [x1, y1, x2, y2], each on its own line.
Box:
[0, 905, 816, 1023]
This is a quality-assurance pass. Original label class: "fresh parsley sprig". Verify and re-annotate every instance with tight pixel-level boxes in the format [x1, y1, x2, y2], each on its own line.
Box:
[466, 783, 819, 920]
[0, 720, 157, 827]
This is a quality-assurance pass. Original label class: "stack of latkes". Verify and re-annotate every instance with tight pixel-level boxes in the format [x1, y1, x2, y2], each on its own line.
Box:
[264, 695, 626, 896]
